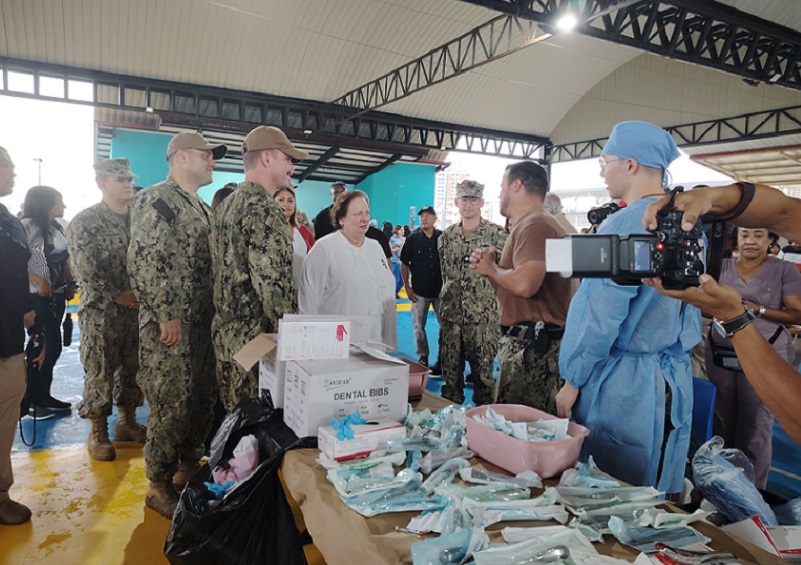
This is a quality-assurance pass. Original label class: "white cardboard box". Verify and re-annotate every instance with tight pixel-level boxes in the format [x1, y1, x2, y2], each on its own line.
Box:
[233, 316, 359, 409]
[720, 516, 801, 561]
[283, 345, 409, 438]
[277, 315, 351, 361]
[318, 418, 406, 461]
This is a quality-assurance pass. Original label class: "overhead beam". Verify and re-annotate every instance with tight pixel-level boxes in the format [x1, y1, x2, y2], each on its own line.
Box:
[548, 104, 801, 162]
[0, 56, 548, 159]
[331, 15, 548, 120]
[296, 145, 340, 182]
[355, 154, 403, 185]
[455, 0, 801, 90]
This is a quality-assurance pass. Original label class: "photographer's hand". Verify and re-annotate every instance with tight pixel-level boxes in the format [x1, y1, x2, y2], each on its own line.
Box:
[642, 190, 717, 233]
[643, 274, 744, 320]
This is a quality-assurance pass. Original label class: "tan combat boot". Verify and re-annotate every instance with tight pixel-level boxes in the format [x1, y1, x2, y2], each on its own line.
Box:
[173, 460, 200, 490]
[145, 481, 179, 519]
[114, 406, 147, 443]
[88, 417, 117, 461]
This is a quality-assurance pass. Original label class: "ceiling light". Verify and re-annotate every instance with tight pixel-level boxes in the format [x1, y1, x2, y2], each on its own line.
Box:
[303, 129, 313, 135]
[145, 106, 154, 113]
[556, 14, 577, 31]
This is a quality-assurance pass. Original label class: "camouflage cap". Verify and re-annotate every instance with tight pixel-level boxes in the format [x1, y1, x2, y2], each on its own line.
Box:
[456, 180, 484, 199]
[94, 158, 135, 178]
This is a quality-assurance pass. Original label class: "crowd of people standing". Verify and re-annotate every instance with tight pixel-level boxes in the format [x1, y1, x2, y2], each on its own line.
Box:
[2, 118, 801, 528]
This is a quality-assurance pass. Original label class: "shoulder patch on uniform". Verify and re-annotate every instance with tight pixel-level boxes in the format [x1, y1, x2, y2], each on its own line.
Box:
[152, 198, 176, 225]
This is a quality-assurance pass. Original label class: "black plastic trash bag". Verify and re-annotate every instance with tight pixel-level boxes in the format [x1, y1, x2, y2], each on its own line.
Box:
[165, 398, 317, 565]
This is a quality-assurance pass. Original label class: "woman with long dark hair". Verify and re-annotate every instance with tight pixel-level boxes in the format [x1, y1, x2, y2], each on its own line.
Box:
[22, 186, 75, 418]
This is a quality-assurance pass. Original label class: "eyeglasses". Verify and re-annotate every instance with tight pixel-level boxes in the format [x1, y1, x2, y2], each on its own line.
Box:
[598, 157, 622, 170]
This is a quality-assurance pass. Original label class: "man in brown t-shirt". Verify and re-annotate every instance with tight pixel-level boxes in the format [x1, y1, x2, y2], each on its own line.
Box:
[470, 161, 572, 413]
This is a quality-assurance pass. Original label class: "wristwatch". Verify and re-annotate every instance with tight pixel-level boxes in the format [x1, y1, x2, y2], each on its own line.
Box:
[756, 304, 766, 318]
[713, 306, 756, 338]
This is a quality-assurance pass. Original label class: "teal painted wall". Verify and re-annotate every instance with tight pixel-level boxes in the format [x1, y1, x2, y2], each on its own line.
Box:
[357, 162, 436, 227]
[110, 129, 244, 205]
[110, 130, 171, 189]
[109, 130, 436, 213]
[294, 180, 333, 221]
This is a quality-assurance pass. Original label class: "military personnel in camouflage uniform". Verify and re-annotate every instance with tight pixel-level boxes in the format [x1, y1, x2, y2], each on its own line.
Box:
[212, 126, 307, 412]
[470, 162, 571, 414]
[438, 180, 507, 405]
[128, 132, 226, 518]
[67, 158, 146, 462]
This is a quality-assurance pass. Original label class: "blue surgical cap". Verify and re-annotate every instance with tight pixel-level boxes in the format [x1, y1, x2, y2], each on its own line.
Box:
[602, 121, 680, 170]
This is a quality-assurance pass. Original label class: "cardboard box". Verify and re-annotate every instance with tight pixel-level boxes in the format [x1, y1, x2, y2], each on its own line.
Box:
[318, 418, 406, 461]
[258, 346, 287, 409]
[277, 315, 351, 361]
[233, 333, 286, 407]
[283, 345, 409, 438]
[234, 316, 360, 409]
[724, 517, 801, 562]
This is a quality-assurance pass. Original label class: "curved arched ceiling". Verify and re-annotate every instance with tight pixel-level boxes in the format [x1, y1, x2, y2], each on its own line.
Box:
[2, 0, 801, 176]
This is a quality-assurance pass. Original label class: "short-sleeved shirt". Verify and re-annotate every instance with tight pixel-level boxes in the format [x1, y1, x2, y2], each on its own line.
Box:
[497, 208, 571, 327]
[400, 228, 443, 298]
[714, 256, 801, 361]
[778, 245, 801, 272]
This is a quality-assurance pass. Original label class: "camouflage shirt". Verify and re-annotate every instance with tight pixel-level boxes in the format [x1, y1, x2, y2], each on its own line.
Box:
[211, 181, 295, 353]
[128, 178, 214, 326]
[438, 217, 508, 324]
[67, 201, 133, 312]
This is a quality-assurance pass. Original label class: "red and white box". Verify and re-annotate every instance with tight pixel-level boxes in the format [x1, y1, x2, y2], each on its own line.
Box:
[318, 418, 407, 461]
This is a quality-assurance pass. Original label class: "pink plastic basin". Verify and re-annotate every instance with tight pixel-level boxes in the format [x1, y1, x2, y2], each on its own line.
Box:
[399, 358, 431, 399]
[465, 404, 590, 478]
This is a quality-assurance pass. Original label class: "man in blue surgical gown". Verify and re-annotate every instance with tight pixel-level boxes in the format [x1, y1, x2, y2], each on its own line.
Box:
[555, 121, 701, 494]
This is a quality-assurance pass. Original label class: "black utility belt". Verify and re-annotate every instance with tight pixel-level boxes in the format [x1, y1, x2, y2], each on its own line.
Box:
[500, 322, 564, 341]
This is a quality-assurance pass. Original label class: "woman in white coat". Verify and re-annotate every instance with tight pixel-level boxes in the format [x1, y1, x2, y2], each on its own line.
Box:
[299, 190, 397, 349]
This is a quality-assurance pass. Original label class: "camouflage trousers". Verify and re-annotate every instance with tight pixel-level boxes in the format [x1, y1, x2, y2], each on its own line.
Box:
[77, 307, 143, 419]
[212, 327, 258, 414]
[136, 320, 217, 483]
[495, 334, 562, 415]
[439, 321, 498, 405]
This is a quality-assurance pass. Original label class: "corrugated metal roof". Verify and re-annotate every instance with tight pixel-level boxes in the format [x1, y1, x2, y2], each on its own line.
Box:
[686, 135, 801, 186]
[5, 0, 801, 175]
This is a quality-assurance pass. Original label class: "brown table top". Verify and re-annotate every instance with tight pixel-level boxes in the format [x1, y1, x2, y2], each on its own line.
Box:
[281, 391, 784, 565]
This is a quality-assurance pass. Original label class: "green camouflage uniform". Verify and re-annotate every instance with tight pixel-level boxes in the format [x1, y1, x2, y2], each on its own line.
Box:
[128, 178, 216, 483]
[496, 336, 562, 414]
[438, 217, 507, 404]
[68, 201, 143, 418]
[211, 182, 296, 412]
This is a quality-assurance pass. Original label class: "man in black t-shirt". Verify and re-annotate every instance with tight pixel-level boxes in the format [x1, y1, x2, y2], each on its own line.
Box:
[401, 206, 443, 369]
[313, 181, 347, 239]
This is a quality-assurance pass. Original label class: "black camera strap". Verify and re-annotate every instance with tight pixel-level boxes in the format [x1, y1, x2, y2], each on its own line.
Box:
[705, 220, 727, 281]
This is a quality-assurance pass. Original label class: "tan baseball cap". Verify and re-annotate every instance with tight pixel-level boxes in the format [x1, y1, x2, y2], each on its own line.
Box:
[166, 132, 227, 161]
[242, 126, 308, 160]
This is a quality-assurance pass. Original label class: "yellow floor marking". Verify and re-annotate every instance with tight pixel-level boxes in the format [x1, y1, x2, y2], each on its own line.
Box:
[2, 446, 170, 564]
